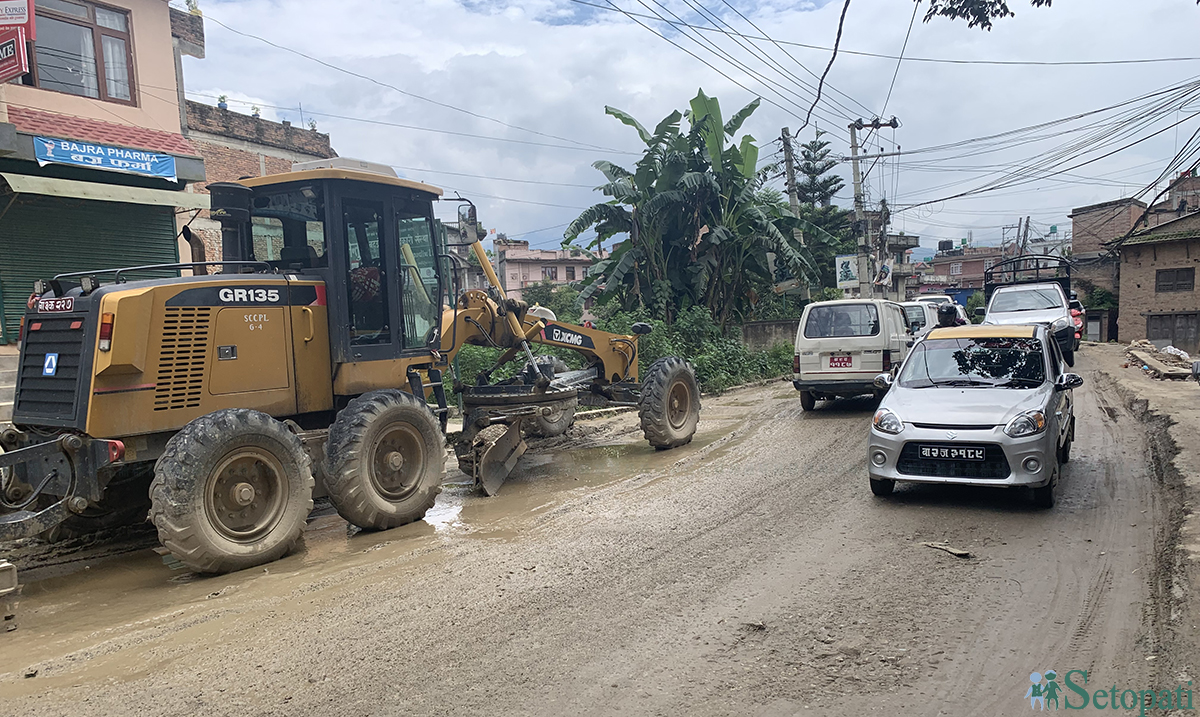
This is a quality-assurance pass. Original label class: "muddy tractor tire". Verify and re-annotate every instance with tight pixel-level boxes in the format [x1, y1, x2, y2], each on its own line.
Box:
[525, 397, 577, 438]
[150, 409, 314, 574]
[639, 356, 701, 450]
[325, 390, 444, 530]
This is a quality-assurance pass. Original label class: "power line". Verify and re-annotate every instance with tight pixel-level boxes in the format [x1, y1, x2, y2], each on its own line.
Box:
[198, 11, 628, 154]
[567, 0, 1200, 67]
[803, 0, 852, 133]
[880, 0, 919, 119]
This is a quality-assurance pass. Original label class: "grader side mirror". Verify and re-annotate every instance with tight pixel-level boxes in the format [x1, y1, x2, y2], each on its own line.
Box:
[631, 322, 652, 335]
[458, 203, 479, 242]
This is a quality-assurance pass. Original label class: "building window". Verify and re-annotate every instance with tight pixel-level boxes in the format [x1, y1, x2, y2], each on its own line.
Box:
[27, 0, 134, 104]
[950, 262, 963, 276]
[566, 266, 576, 281]
[1156, 267, 1195, 293]
[542, 266, 558, 281]
[983, 259, 995, 271]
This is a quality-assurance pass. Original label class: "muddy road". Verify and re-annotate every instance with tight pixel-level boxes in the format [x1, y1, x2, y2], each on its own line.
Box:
[0, 347, 1185, 716]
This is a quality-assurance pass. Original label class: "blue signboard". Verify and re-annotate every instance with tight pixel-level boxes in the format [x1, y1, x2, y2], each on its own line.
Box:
[34, 136, 177, 182]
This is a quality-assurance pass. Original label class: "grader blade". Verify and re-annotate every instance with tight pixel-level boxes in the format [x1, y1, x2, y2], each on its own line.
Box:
[478, 420, 527, 496]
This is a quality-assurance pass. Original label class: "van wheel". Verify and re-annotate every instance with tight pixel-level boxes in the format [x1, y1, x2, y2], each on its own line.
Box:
[799, 390, 816, 412]
[870, 478, 894, 496]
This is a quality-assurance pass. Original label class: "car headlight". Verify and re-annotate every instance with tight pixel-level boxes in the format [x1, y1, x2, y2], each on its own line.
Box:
[1004, 410, 1047, 438]
[873, 409, 904, 435]
[1051, 317, 1071, 333]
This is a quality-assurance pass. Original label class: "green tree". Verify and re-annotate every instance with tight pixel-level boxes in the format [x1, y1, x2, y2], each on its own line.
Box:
[796, 130, 844, 207]
[565, 90, 819, 329]
[520, 280, 582, 324]
[924, 0, 1052, 30]
[965, 290, 986, 323]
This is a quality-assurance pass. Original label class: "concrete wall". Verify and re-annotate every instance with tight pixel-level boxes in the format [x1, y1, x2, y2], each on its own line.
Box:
[1119, 238, 1200, 342]
[742, 320, 799, 351]
[4, 0, 183, 135]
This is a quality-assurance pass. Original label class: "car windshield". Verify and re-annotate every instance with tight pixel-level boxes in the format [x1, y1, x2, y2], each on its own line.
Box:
[918, 297, 950, 305]
[990, 288, 1063, 312]
[898, 337, 1046, 389]
[903, 305, 927, 329]
[804, 304, 880, 338]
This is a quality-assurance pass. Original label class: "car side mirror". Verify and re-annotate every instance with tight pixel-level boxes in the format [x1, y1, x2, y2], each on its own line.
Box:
[631, 322, 652, 335]
[974, 308, 986, 317]
[874, 373, 894, 390]
[1056, 373, 1084, 391]
[910, 321, 921, 334]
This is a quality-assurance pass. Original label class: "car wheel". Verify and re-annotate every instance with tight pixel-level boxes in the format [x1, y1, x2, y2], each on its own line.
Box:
[870, 478, 895, 496]
[1031, 472, 1056, 509]
[800, 390, 816, 412]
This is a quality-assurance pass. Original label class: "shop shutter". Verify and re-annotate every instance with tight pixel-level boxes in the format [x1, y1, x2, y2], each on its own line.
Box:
[0, 195, 179, 343]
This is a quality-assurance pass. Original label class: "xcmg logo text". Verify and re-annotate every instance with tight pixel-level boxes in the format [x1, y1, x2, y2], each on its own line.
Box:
[1024, 669, 1193, 714]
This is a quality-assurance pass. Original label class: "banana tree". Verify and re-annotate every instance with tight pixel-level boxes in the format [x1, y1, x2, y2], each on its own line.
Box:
[566, 89, 819, 328]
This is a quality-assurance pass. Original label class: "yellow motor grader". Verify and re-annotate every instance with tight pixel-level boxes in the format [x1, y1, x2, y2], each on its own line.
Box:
[0, 159, 700, 587]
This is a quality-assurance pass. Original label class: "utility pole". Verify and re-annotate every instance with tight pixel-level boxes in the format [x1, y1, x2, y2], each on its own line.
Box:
[848, 117, 899, 299]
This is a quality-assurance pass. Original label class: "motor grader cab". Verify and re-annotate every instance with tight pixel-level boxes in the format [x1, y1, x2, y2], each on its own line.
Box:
[0, 159, 701, 589]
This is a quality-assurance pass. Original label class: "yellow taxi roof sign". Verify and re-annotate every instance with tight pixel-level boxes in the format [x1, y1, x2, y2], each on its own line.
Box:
[927, 325, 1038, 340]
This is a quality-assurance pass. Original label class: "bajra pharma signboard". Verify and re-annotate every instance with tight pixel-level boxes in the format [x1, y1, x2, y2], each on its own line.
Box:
[35, 137, 178, 182]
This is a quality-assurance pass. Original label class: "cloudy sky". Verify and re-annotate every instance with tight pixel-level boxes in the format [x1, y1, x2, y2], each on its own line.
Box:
[180, 0, 1200, 258]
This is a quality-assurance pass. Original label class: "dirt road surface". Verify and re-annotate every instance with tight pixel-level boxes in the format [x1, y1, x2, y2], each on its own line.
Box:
[0, 345, 1191, 716]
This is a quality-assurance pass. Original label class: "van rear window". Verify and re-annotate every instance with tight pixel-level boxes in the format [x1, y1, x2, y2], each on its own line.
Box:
[804, 304, 880, 338]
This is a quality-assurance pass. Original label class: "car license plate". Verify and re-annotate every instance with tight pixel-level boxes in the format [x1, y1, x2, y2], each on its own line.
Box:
[37, 297, 74, 313]
[920, 445, 985, 461]
[827, 355, 853, 369]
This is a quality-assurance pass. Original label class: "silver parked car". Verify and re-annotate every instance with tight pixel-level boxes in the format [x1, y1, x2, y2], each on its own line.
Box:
[867, 324, 1082, 508]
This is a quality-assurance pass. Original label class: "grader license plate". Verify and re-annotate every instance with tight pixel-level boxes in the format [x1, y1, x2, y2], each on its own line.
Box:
[37, 297, 74, 313]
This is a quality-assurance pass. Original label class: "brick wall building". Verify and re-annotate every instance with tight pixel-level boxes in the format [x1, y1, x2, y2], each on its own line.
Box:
[929, 246, 1005, 292]
[180, 100, 336, 260]
[1118, 212, 1200, 353]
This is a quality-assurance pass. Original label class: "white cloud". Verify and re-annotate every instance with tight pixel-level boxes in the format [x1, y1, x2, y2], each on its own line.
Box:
[184, 0, 1200, 250]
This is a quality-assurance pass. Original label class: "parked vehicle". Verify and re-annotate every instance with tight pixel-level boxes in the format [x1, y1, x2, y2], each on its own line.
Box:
[867, 324, 1081, 508]
[916, 294, 954, 306]
[978, 282, 1075, 366]
[900, 301, 939, 338]
[979, 255, 1076, 366]
[793, 299, 914, 411]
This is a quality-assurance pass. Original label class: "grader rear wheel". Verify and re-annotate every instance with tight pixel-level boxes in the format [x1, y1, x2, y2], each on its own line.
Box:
[639, 356, 701, 449]
[324, 390, 444, 530]
[150, 409, 314, 574]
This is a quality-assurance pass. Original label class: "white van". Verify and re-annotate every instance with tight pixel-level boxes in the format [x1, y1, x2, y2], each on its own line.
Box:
[793, 299, 914, 411]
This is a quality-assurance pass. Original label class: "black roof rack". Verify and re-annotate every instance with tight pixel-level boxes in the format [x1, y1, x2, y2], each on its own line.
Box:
[983, 255, 1071, 301]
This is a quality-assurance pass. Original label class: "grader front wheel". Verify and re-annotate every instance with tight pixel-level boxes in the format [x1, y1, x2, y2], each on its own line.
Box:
[639, 357, 701, 449]
[324, 390, 445, 530]
[150, 409, 314, 574]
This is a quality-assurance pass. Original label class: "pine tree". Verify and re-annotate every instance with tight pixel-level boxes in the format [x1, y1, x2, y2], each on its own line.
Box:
[797, 130, 845, 208]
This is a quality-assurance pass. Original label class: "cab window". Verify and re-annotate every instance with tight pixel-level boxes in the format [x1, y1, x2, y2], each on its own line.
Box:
[342, 199, 389, 346]
[249, 187, 327, 269]
[396, 200, 440, 349]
